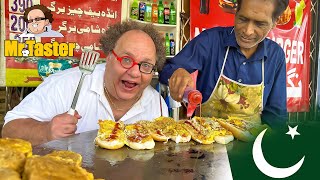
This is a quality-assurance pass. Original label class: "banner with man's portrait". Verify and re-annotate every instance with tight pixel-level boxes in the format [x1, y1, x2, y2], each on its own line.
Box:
[1, 0, 122, 87]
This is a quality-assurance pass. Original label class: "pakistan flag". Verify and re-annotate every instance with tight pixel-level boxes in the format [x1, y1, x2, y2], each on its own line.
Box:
[227, 122, 320, 179]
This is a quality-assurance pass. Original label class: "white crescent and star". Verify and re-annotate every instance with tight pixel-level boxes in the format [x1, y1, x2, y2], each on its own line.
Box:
[252, 126, 305, 178]
[286, 125, 300, 139]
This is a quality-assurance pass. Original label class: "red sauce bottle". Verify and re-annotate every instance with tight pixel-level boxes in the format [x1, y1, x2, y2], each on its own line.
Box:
[183, 87, 202, 105]
[182, 87, 202, 117]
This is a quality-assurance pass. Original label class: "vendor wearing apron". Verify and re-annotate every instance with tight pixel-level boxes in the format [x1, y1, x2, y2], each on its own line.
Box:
[159, 0, 289, 127]
[201, 46, 264, 124]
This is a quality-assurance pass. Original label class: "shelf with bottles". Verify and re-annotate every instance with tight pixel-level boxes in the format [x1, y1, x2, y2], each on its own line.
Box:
[129, 0, 177, 25]
[124, 0, 181, 56]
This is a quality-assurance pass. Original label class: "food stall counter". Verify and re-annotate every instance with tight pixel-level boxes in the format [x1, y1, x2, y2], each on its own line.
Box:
[33, 130, 233, 180]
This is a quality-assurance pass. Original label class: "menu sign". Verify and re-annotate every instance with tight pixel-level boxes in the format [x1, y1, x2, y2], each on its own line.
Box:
[2, 0, 122, 87]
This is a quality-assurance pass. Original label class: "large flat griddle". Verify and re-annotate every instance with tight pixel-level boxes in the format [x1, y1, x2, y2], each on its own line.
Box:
[33, 130, 233, 180]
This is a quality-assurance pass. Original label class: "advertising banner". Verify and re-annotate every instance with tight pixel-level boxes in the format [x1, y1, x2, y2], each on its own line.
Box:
[2, 0, 122, 87]
[190, 0, 311, 112]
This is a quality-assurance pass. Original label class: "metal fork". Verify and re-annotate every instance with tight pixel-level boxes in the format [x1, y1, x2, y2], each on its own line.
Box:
[68, 50, 100, 115]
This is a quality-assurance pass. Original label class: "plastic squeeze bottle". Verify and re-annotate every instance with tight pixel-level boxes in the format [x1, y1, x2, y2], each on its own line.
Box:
[182, 87, 203, 117]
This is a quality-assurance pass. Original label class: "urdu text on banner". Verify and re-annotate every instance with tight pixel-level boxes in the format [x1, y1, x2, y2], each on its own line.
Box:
[3, 0, 122, 87]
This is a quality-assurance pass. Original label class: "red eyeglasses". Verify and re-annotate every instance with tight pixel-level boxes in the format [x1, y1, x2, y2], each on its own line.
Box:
[111, 50, 155, 74]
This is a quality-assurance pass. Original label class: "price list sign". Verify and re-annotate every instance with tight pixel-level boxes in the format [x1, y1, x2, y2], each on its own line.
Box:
[2, 0, 122, 87]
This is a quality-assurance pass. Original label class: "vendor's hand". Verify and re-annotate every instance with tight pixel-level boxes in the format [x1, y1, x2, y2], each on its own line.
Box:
[169, 68, 194, 102]
[47, 111, 81, 141]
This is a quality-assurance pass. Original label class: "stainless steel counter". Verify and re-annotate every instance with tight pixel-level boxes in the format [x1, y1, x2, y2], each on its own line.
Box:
[33, 130, 233, 180]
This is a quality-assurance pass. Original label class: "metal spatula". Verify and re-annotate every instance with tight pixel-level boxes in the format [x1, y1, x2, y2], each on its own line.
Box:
[68, 50, 100, 115]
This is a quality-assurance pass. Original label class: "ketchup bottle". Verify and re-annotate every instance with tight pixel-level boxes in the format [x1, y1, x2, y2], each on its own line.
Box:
[183, 87, 202, 117]
[182, 87, 202, 105]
